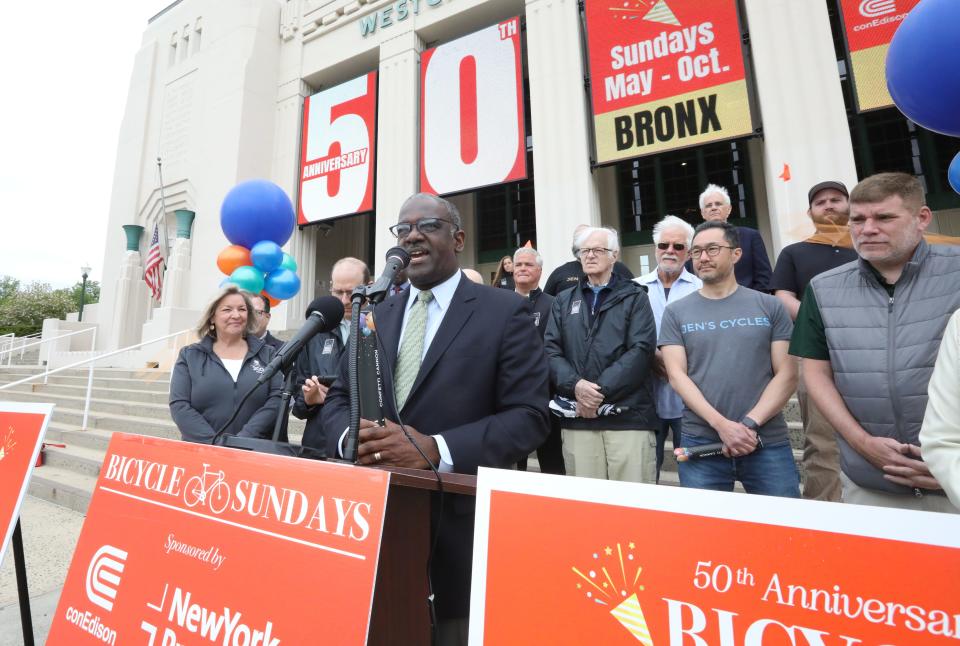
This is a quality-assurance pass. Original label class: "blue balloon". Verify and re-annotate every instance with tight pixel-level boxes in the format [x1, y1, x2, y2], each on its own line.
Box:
[220, 180, 295, 249]
[250, 240, 284, 273]
[264, 268, 301, 300]
[229, 265, 265, 294]
[949, 152, 960, 196]
[886, 0, 960, 137]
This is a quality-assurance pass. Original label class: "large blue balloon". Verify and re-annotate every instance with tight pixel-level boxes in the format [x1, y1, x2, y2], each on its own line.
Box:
[949, 152, 960, 196]
[229, 265, 265, 294]
[220, 180, 295, 249]
[250, 240, 284, 273]
[886, 0, 960, 137]
[264, 269, 301, 300]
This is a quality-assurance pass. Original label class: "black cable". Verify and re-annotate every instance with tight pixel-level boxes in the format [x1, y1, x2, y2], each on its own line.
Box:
[372, 320, 444, 646]
[344, 297, 364, 461]
[210, 383, 261, 445]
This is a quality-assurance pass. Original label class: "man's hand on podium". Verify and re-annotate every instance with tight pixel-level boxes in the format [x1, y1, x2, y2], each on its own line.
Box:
[356, 418, 441, 469]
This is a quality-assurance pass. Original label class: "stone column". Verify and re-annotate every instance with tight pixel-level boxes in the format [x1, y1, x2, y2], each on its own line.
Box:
[373, 31, 423, 274]
[743, 0, 858, 250]
[111, 226, 150, 350]
[525, 0, 602, 279]
[161, 210, 195, 309]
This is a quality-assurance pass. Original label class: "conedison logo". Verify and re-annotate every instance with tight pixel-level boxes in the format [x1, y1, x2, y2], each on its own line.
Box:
[85, 545, 128, 612]
[859, 0, 896, 18]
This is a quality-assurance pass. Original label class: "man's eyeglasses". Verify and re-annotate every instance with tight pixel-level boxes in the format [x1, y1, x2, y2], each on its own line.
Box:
[389, 218, 459, 239]
[656, 242, 686, 251]
[254, 310, 267, 316]
[689, 244, 735, 258]
[577, 247, 613, 258]
[330, 289, 353, 299]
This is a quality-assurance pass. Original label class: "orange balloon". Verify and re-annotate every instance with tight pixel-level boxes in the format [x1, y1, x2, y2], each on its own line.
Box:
[217, 245, 252, 276]
[261, 291, 281, 308]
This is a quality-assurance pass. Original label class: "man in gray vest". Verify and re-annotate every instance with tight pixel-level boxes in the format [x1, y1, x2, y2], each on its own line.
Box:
[790, 172, 960, 512]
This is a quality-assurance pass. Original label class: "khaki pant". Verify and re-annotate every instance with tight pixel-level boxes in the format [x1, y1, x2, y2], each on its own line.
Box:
[840, 472, 959, 514]
[561, 429, 657, 483]
[798, 362, 842, 501]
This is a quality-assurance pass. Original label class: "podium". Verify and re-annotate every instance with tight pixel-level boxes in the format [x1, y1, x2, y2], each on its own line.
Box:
[368, 466, 476, 645]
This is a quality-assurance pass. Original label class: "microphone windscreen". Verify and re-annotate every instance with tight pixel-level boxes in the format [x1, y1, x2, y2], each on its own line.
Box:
[305, 296, 345, 326]
[385, 246, 411, 267]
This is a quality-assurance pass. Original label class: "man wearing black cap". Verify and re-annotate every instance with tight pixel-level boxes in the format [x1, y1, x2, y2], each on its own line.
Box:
[293, 257, 370, 452]
[770, 181, 858, 501]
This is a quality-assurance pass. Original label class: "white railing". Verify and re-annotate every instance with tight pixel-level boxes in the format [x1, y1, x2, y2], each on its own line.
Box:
[0, 327, 96, 369]
[0, 328, 192, 430]
[0, 332, 43, 364]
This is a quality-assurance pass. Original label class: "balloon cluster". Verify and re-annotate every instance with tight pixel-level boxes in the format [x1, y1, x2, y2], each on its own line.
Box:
[885, 0, 960, 195]
[217, 180, 300, 306]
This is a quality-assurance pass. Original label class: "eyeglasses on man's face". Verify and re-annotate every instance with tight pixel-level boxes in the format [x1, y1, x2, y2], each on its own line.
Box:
[577, 247, 613, 258]
[689, 244, 735, 258]
[656, 242, 686, 251]
[389, 217, 459, 239]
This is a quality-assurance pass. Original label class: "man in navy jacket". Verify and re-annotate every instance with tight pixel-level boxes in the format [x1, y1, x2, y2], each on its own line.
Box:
[696, 183, 772, 291]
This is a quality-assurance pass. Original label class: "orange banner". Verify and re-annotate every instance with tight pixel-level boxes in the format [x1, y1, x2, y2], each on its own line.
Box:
[838, 0, 921, 112]
[583, 0, 753, 163]
[471, 469, 960, 645]
[48, 433, 390, 645]
[0, 403, 53, 567]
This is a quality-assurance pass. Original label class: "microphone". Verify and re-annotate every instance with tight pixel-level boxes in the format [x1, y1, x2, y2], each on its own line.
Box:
[257, 296, 344, 384]
[363, 246, 411, 304]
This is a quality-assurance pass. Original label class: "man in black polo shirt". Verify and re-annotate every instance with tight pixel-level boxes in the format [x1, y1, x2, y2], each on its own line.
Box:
[770, 181, 857, 501]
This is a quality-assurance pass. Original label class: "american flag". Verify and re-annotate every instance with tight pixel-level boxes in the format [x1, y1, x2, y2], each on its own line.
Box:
[144, 222, 164, 302]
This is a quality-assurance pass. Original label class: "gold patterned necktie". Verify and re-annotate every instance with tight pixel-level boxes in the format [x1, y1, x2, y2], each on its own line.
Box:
[394, 289, 433, 409]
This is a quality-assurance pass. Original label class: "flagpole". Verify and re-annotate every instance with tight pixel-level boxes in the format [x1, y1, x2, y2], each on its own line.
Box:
[156, 156, 169, 246]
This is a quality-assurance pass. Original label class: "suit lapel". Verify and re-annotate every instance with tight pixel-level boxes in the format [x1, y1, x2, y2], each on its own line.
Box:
[404, 277, 476, 407]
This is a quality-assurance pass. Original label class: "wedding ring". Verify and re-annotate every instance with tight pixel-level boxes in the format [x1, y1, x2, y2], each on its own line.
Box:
[374, 451, 382, 462]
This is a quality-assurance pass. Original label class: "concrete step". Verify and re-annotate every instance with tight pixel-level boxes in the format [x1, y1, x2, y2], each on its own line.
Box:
[27, 464, 96, 514]
[0, 367, 170, 380]
[23, 382, 171, 404]
[0, 373, 171, 393]
[0, 389, 172, 420]
[42, 443, 105, 478]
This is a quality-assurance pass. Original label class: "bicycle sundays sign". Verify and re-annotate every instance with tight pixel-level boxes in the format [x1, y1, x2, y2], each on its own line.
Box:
[47, 433, 390, 645]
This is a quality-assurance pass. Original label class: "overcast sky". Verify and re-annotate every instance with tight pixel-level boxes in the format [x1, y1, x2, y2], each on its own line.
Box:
[0, 2, 169, 288]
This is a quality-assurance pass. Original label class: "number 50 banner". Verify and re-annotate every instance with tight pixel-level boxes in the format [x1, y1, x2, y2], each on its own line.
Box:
[420, 17, 527, 196]
[299, 72, 377, 224]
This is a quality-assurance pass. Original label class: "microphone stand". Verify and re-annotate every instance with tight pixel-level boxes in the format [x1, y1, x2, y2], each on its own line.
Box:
[343, 280, 393, 462]
[271, 368, 296, 443]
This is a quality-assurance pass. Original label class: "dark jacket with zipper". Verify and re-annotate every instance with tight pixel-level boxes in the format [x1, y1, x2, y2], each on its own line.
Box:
[292, 326, 348, 451]
[544, 274, 658, 430]
[169, 334, 282, 443]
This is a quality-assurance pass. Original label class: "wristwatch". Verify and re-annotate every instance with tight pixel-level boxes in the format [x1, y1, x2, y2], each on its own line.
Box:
[741, 416, 760, 431]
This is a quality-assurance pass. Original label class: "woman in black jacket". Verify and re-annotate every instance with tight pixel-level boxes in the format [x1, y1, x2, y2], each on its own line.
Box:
[492, 255, 515, 289]
[169, 286, 282, 443]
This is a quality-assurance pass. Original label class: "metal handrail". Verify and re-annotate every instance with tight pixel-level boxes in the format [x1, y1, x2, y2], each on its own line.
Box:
[0, 328, 193, 430]
[0, 327, 97, 368]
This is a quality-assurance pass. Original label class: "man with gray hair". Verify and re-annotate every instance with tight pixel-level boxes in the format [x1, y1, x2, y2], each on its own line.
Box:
[696, 183, 772, 291]
[514, 246, 564, 475]
[544, 223, 634, 296]
[545, 226, 659, 482]
[635, 215, 702, 480]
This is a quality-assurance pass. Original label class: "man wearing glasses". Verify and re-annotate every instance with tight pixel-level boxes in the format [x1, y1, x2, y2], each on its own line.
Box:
[635, 216, 702, 481]
[544, 226, 659, 483]
[294, 257, 369, 452]
[321, 193, 549, 642]
[659, 221, 800, 497]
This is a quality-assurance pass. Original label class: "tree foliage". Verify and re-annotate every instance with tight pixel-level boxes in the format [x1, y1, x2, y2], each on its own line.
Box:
[0, 276, 101, 337]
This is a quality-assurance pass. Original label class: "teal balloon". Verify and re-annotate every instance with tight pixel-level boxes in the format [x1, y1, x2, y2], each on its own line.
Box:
[264, 268, 301, 300]
[280, 253, 297, 272]
[229, 265, 265, 294]
[251, 240, 284, 273]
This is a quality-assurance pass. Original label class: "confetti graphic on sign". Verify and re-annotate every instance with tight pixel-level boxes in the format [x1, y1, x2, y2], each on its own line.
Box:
[0, 426, 16, 461]
[643, 0, 680, 26]
[571, 541, 654, 644]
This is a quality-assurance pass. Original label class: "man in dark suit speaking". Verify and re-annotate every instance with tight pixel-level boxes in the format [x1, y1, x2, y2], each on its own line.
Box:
[321, 192, 550, 643]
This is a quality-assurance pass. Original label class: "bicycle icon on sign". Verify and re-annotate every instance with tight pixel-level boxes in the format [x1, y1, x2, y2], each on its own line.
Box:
[183, 463, 231, 514]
